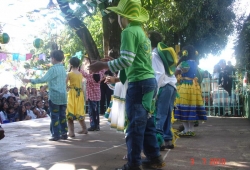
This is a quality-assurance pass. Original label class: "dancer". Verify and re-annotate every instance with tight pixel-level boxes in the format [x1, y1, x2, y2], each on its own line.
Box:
[66, 57, 88, 137]
[81, 62, 105, 131]
[23, 50, 68, 141]
[88, 0, 165, 169]
[174, 45, 207, 137]
[148, 31, 178, 150]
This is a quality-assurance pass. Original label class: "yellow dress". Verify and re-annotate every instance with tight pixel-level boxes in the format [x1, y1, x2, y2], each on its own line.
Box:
[66, 72, 85, 120]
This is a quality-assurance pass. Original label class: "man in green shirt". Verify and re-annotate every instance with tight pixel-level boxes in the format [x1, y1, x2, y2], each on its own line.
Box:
[89, 0, 165, 169]
[23, 50, 68, 141]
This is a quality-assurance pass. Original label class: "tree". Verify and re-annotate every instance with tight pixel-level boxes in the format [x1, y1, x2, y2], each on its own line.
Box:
[143, 0, 236, 57]
[234, 14, 250, 70]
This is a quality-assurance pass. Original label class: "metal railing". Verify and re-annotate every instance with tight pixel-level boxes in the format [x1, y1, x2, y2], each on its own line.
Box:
[201, 77, 243, 116]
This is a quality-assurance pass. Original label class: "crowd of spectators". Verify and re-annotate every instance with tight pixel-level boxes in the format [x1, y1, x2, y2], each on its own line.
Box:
[0, 85, 49, 123]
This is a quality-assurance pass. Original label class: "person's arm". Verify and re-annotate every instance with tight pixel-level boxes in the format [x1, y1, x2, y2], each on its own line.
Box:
[22, 68, 55, 84]
[66, 73, 69, 86]
[89, 31, 136, 73]
[80, 70, 92, 79]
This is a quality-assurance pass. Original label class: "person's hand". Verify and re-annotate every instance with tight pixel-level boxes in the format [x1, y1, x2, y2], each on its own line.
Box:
[22, 79, 30, 83]
[104, 76, 116, 84]
[88, 61, 108, 73]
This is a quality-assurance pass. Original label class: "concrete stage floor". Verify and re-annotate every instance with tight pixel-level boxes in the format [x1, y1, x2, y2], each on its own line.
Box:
[0, 115, 250, 170]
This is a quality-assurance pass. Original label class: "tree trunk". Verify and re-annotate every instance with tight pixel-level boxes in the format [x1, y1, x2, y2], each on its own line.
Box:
[57, 0, 100, 61]
[102, 15, 110, 57]
[108, 13, 122, 59]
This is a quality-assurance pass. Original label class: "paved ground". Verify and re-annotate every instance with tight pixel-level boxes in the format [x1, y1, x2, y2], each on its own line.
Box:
[0, 115, 250, 170]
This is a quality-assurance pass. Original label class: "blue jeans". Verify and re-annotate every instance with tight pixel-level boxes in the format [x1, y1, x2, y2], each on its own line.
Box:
[88, 100, 99, 128]
[125, 78, 160, 167]
[49, 100, 68, 138]
[155, 84, 176, 142]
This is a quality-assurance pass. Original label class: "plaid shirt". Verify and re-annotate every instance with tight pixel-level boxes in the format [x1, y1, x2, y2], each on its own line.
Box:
[81, 70, 105, 101]
[31, 63, 67, 105]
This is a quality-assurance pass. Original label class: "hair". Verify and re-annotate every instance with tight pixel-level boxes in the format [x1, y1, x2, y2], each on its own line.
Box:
[69, 57, 81, 72]
[7, 96, 16, 103]
[148, 31, 163, 48]
[17, 105, 27, 120]
[218, 59, 226, 65]
[13, 87, 19, 96]
[50, 50, 64, 62]
[213, 64, 221, 73]
[177, 45, 196, 66]
[24, 102, 31, 107]
[30, 88, 37, 96]
[93, 74, 100, 83]
[36, 100, 42, 108]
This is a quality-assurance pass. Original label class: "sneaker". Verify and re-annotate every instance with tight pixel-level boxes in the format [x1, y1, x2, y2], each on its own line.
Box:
[160, 145, 165, 151]
[165, 144, 174, 149]
[49, 137, 60, 141]
[87, 127, 96, 131]
[142, 155, 166, 169]
[95, 126, 100, 131]
[194, 121, 199, 127]
[61, 134, 68, 140]
[178, 131, 191, 137]
[115, 164, 141, 170]
[188, 131, 196, 137]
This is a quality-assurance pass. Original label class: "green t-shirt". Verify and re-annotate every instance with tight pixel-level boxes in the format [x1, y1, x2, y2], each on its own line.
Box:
[108, 22, 155, 82]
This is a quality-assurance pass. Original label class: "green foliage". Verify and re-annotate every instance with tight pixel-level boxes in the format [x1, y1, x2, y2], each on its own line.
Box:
[58, 25, 86, 68]
[61, 0, 235, 59]
[143, 0, 235, 57]
[235, 14, 250, 70]
[84, 13, 104, 58]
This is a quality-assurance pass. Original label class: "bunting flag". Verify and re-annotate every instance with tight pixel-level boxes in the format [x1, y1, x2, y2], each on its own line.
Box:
[39, 53, 46, 61]
[19, 55, 26, 61]
[75, 51, 82, 59]
[26, 53, 32, 60]
[12, 53, 19, 61]
[0, 53, 7, 61]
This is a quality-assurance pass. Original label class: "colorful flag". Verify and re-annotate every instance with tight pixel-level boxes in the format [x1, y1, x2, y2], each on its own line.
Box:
[12, 53, 19, 61]
[26, 53, 32, 60]
[19, 55, 26, 61]
[39, 53, 46, 61]
[0, 53, 7, 61]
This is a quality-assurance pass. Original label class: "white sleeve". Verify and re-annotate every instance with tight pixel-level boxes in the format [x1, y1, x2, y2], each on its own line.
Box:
[152, 50, 165, 89]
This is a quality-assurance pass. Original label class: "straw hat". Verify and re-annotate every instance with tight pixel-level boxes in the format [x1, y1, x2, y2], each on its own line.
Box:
[107, 0, 149, 22]
[157, 42, 178, 76]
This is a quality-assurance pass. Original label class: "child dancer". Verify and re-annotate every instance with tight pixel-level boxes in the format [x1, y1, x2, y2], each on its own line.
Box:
[23, 50, 68, 141]
[174, 45, 207, 136]
[81, 61, 105, 131]
[66, 57, 88, 137]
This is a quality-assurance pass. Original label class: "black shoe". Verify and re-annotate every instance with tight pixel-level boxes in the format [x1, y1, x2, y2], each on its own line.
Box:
[142, 155, 166, 169]
[49, 137, 60, 141]
[61, 134, 68, 140]
[88, 127, 96, 131]
[165, 144, 174, 149]
[160, 145, 165, 151]
[178, 125, 184, 132]
[115, 164, 141, 170]
[194, 121, 199, 127]
[96, 127, 100, 131]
